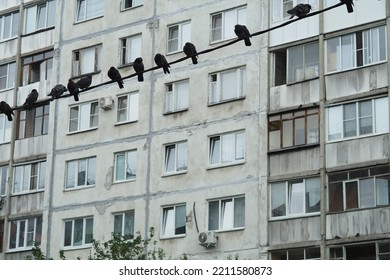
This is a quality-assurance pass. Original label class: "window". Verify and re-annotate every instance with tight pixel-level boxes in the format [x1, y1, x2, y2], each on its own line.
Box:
[209, 130, 245, 166]
[211, 6, 247, 42]
[162, 204, 186, 238]
[76, 0, 104, 22]
[271, 0, 312, 22]
[122, 0, 143, 10]
[269, 108, 319, 150]
[271, 247, 320, 260]
[208, 196, 245, 231]
[21, 50, 53, 86]
[113, 211, 134, 240]
[326, 26, 387, 73]
[64, 217, 93, 247]
[117, 91, 139, 123]
[328, 165, 390, 212]
[167, 21, 191, 53]
[164, 141, 187, 174]
[0, 114, 12, 144]
[209, 67, 246, 104]
[13, 161, 46, 194]
[25, 0, 55, 33]
[287, 42, 319, 84]
[69, 101, 99, 133]
[120, 34, 141, 66]
[327, 97, 389, 141]
[271, 177, 320, 218]
[114, 150, 137, 182]
[165, 80, 189, 113]
[72, 45, 102, 77]
[8, 217, 42, 251]
[0, 11, 19, 41]
[17, 103, 49, 139]
[0, 165, 7, 196]
[329, 242, 389, 260]
[0, 62, 16, 90]
[66, 157, 96, 190]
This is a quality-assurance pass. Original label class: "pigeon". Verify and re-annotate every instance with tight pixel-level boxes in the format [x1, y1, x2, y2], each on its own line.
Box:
[154, 53, 170, 74]
[23, 89, 39, 110]
[287, 4, 312, 19]
[0, 101, 14, 121]
[107, 66, 124, 89]
[133, 57, 144, 82]
[48, 84, 67, 101]
[67, 79, 80, 102]
[76, 75, 92, 90]
[234, 24, 252, 46]
[340, 0, 354, 13]
[183, 42, 198, 64]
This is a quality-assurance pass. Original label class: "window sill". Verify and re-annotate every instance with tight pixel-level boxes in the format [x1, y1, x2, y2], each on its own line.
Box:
[208, 96, 245, 107]
[160, 234, 186, 240]
[269, 212, 320, 222]
[209, 37, 235, 46]
[268, 143, 320, 154]
[325, 61, 387, 76]
[22, 26, 55, 37]
[10, 189, 45, 197]
[6, 247, 34, 254]
[71, 70, 100, 80]
[207, 160, 245, 170]
[64, 185, 95, 192]
[62, 244, 92, 251]
[326, 132, 389, 144]
[163, 108, 188, 116]
[121, 4, 143, 12]
[67, 127, 98, 135]
[112, 178, 136, 185]
[118, 63, 134, 69]
[74, 15, 104, 25]
[213, 227, 245, 233]
[162, 170, 187, 177]
[286, 76, 319, 86]
[0, 36, 18, 43]
[115, 120, 138, 127]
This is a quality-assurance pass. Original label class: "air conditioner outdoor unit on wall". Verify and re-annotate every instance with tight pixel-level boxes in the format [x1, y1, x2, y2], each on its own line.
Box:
[198, 231, 217, 248]
[99, 96, 113, 110]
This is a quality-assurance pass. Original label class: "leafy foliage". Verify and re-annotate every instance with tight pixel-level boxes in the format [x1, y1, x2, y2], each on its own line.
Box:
[26, 243, 65, 260]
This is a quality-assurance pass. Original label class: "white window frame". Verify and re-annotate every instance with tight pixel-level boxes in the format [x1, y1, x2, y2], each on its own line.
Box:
[326, 26, 387, 74]
[209, 67, 246, 105]
[63, 216, 93, 248]
[0, 62, 16, 90]
[65, 157, 96, 190]
[271, 0, 313, 23]
[12, 161, 46, 194]
[21, 50, 53, 86]
[161, 204, 186, 238]
[208, 196, 245, 231]
[209, 130, 245, 167]
[327, 96, 389, 142]
[69, 101, 99, 133]
[121, 0, 143, 10]
[0, 10, 19, 41]
[120, 34, 142, 66]
[75, 0, 104, 23]
[287, 42, 319, 84]
[167, 21, 191, 54]
[113, 210, 135, 240]
[164, 141, 188, 175]
[114, 150, 137, 182]
[72, 45, 102, 77]
[0, 165, 8, 196]
[24, 0, 56, 34]
[270, 177, 320, 219]
[8, 217, 42, 251]
[0, 114, 12, 144]
[210, 6, 247, 42]
[164, 79, 189, 114]
[116, 91, 139, 124]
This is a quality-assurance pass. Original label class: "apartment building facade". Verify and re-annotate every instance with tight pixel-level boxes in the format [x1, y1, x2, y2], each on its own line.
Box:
[0, 0, 389, 260]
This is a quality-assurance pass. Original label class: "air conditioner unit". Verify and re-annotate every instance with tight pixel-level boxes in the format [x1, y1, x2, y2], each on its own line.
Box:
[99, 96, 113, 110]
[198, 231, 217, 248]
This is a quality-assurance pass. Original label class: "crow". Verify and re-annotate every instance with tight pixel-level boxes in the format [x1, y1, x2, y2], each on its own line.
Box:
[23, 89, 39, 110]
[0, 101, 14, 121]
[108, 66, 124, 89]
[48, 84, 67, 101]
[234, 24, 252, 46]
[76, 75, 92, 90]
[154, 53, 170, 74]
[340, 0, 354, 13]
[287, 4, 312, 19]
[183, 42, 198, 64]
[67, 79, 80, 102]
[133, 57, 144, 82]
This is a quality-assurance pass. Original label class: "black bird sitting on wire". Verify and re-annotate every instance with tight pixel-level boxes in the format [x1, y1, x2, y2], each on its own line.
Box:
[67, 79, 80, 102]
[287, 4, 312, 19]
[234, 24, 252, 46]
[76, 75, 92, 90]
[133, 57, 144, 82]
[108, 66, 124, 89]
[23, 89, 39, 110]
[48, 84, 67, 101]
[340, 0, 354, 13]
[0, 101, 14, 121]
[154, 53, 170, 74]
[183, 42, 198, 65]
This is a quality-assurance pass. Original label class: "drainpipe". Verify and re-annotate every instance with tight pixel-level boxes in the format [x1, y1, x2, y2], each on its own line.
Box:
[1, 2, 24, 260]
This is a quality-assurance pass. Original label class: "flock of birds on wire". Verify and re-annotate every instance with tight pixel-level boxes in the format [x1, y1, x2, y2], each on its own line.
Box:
[0, 1, 354, 123]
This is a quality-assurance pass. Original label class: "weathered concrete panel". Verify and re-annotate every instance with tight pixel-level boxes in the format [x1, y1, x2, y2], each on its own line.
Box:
[9, 191, 45, 215]
[0, 0, 20, 10]
[21, 29, 55, 54]
[0, 39, 17, 60]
